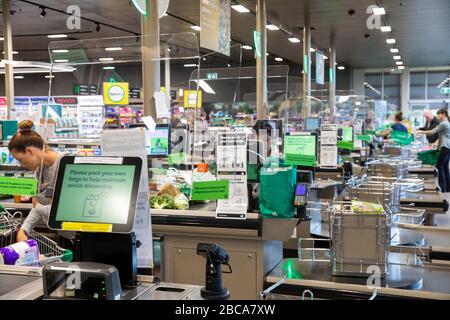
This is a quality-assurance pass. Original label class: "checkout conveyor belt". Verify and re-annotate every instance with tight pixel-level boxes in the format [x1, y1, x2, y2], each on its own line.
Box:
[0, 274, 40, 297]
[265, 257, 450, 299]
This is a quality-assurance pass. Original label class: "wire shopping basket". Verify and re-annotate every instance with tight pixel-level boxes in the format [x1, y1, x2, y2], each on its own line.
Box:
[0, 210, 73, 267]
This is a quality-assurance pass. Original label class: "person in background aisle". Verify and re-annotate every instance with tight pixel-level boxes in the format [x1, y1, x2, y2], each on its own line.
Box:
[8, 120, 63, 242]
[417, 108, 450, 192]
[391, 112, 409, 133]
[419, 110, 439, 144]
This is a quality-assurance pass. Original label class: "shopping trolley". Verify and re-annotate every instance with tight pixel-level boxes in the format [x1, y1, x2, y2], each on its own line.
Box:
[0, 209, 73, 267]
[328, 201, 390, 277]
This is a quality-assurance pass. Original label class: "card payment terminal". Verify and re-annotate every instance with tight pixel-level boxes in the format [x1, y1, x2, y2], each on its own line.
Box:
[294, 184, 310, 221]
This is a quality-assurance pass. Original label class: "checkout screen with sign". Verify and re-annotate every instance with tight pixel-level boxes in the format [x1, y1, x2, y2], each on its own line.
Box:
[145, 127, 169, 157]
[341, 127, 353, 142]
[284, 135, 317, 167]
[55, 164, 136, 224]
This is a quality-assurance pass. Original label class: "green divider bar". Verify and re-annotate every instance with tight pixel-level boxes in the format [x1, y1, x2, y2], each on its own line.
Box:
[191, 180, 229, 201]
[337, 141, 354, 150]
[0, 177, 37, 196]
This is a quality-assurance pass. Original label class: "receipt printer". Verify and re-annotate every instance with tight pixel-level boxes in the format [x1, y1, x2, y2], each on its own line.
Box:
[43, 262, 122, 300]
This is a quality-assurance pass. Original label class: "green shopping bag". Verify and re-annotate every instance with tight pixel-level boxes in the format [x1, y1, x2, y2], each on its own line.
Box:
[391, 130, 414, 145]
[259, 164, 297, 218]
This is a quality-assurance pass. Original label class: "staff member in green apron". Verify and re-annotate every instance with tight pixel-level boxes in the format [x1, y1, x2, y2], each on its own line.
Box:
[8, 120, 62, 242]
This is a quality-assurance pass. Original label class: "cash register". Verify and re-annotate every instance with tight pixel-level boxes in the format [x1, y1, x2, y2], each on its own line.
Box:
[44, 156, 142, 299]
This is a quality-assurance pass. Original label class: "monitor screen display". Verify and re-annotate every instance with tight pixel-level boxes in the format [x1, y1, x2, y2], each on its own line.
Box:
[54, 164, 136, 225]
[305, 118, 321, 131]
[145, 126, 170, 157]
[341, 126, 353, 142]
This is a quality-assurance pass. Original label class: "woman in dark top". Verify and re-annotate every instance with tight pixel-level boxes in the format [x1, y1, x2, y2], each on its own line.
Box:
[391, 112, 408, 133]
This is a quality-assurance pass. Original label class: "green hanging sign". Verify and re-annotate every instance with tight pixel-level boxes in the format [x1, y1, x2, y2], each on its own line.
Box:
[253, 31, 262, 59]
[357, 135, 372, 143]
[132, 0, 147, 16]
[0, 177, 37, 196]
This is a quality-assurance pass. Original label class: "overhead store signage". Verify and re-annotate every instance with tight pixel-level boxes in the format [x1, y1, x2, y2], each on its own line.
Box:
[129, 87, 141, 99]
[77, 95, 104, 106]
[103, 82, 129, 105]
[14, 97, 31, 106]
[316, 52, 325, 85]
[73, 84, 98, 96]
[200, 0, 231, 56]
[284, 134, 317, 167]
[0, 177, 37, 196]
[0, 97, 6, 106]
[207, 73, 218, 80]
[184, 90, 202, 108]
[54, 97, 78, 105]
[191, 180, 229, 201]
[441, 87, 450, 95]
[31, 96, 52, 105]
[42, 105, 62, 119]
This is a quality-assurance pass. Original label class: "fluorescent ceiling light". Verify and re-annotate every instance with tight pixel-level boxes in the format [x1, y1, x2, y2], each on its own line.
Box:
[2, 51, 18, 54]
[396, 61, 403, 65]
[288, 37, 301, 43]
[266, 24, 280, 31]
[323, 56, 328, 59]
[390, 48, 399, 53]
[52, 49, 69, 53]
[364, 82, 368, 85]
[231, 4, 249, 13]
[184, 64, 197, 67]
[380, 26, 391, 32]
[99, 57, 114, 61]
[310, 48, 316, 52]
[275, 57, 283, 62]
[266, 53, 269, 56]
[242, 45, 252, 50]
[45, 75, 55, 79]
[54, 59, 69, 63]
[337, 66, 345, 70]
[190, 25, 201, 31]
[0, 37, 4, 41]
[48, 34, 68, 39]
[393, 55, 401, 60]
[14, 76, 24, 79]
[398, 66, 405, 70]
[103, 66, 115, 70]
[195, 79, 216, 94]
[105, 47, 122, 51]
[372, 7, 386, 15]
[386, 38, 396, 44]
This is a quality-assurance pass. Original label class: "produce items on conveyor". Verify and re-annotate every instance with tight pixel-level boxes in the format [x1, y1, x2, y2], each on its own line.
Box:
[150, 194, 175, 209]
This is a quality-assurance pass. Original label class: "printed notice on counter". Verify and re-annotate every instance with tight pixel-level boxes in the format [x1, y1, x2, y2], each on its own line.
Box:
[215, 132, 248, 219]
[101, 128, 153, 269]
[216, 173, 248, 219]
[320, 124, 338, 168]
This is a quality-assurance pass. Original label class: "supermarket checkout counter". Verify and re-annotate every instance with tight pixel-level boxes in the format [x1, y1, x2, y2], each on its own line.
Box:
[0, 156, 206, 301]
[152, 203, 298, 300]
